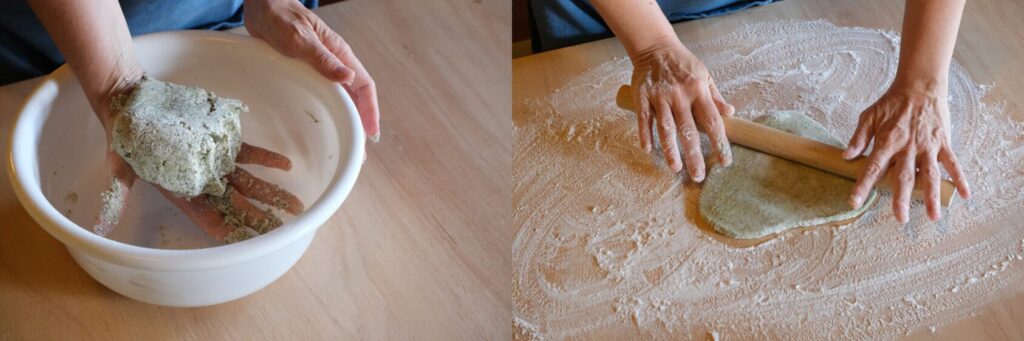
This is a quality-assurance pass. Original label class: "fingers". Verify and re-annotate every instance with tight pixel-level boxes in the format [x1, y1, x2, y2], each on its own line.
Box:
[345, 77, 381, 142]
[654, 98, 683, 173]
[844, 111, 876, 160]
[275, 14, 354, 83]
[157, 189, 234, 242]
[636, 91, 654, 152]
[891, 148, 916, 224]
[693, 90, 731, 167]
[670, 91, 705, 182]
[849, 139, 900, 209]
[314, 19, 357, 85]
[226, 190, 282, 233]
[938, 146, 971, 199]
[227, 167, 305, 215]
[299, 34, 356, 84]
[708, 80, 734, 117]
[919, 152, 942, 221]
[316, 21, 381, 141]
[206, 188, 284, 235]
[237, 143, 293, 170]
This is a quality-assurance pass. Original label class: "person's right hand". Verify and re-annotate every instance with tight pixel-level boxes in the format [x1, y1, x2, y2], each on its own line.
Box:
[629, 40, 735, 182]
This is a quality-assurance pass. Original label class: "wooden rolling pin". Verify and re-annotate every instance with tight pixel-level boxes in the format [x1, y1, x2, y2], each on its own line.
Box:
[615, 85, 956, 206]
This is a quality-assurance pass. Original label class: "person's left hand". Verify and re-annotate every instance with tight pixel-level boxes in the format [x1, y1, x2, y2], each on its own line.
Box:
[244, 0, 380, 141]
[843, 82, 971, 223]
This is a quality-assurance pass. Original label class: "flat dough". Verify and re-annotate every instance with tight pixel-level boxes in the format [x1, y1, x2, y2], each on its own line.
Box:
[698, 111, 877, 239]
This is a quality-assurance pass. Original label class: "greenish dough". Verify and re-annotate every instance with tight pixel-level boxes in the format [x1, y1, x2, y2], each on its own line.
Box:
[698, 111, 878, 239]
[111, 76, 246, 198]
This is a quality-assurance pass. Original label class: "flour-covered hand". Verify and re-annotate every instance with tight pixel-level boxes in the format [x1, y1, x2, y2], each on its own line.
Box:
[629, 41, 734, 181]
[245, 0, 380, 141]
[159, 143, 304, 243]
[843, 83, 971, 223]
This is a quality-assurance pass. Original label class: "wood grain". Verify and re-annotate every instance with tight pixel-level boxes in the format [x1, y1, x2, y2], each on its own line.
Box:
[0, 0, 510, 339]
[513, 0, 1024, 339]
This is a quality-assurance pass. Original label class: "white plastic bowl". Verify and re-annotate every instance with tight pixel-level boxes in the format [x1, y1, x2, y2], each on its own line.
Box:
[7, 31, 364, 307]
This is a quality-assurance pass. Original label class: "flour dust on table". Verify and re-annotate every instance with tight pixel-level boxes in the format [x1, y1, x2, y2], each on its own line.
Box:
[513, 20, 1024, 339]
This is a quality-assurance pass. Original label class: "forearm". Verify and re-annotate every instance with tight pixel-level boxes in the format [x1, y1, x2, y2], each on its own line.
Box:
[893, 0, 966, 93]
[28, 0, 142, 123]
[590, 0, 684, 61]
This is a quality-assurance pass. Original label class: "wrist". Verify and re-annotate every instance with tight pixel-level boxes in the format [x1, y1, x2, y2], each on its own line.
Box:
[85, 62, 143, 127]
[890, 73, 948, 98]
[629, 35, 687, 66]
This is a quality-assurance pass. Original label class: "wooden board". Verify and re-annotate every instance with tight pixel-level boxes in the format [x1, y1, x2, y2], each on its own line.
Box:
[0, 0, 510, 339]
[513, 0, 1024, 339]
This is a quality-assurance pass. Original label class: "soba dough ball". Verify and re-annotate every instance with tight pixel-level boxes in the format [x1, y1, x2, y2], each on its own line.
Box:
[111, 76, 246, 198]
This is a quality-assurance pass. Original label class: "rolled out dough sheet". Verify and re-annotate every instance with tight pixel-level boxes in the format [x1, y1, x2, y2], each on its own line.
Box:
[698, 111, 878, 239]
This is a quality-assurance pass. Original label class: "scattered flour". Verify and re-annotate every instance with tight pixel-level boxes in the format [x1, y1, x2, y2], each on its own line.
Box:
[95, 179, 125, 236]
[513, 20, 1024, 339]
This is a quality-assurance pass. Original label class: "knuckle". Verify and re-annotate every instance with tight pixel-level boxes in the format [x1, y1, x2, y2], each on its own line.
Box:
[698, 115, 717, 129]
[686, 75, 708, 87]
[922, 126, 943, 145]
[361, 77, 376, 89]
[865, 163, 883, 177]
[658, 118, 676, 132]
[334, 40, 353, 56]
[680, 127, 698, 141]
[883, 129, 908, 143]
[314, 49, 334, 64]
[287, 23, 316, 43]
[897, 170, 915, 183]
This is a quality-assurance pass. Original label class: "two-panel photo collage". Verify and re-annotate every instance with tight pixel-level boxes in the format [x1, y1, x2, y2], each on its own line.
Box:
[2, 0, 1023, 340]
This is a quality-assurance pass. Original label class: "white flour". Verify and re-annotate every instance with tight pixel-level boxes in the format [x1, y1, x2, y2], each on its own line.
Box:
[513, 20, 1024, 339]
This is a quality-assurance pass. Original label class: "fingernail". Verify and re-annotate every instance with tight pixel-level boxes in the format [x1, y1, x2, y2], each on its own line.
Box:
[849, 195, 862, 209]
[370, 132, 380, 143]
[898, 215, 909, 224]
[842, 149, 854, 160]
[692, 171, 704, 183]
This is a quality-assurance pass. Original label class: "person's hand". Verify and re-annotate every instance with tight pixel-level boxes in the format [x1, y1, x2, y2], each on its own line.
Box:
[244, 0, 380, 142]
[843, 83, 971, 223]
[158, 144, 305, 242]
[629, 40, 734, 181]
[90, 74, 304, 242]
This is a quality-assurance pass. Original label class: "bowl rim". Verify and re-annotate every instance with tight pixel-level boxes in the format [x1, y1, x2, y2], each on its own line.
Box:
[7, 30, 364, 272]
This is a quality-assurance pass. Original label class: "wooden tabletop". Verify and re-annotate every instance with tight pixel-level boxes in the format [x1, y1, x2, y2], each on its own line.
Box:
[0, 0, 510, 339]
[513, 0, 1024, 339]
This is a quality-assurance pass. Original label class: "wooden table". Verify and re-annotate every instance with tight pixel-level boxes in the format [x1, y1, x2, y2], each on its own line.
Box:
[513, 0, 1024, 339]
[0, 0, 510, 339]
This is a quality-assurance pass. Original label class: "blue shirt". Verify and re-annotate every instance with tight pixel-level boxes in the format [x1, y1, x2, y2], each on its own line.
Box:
[529, 0, 779, 52]
[0, 0, 317, 85]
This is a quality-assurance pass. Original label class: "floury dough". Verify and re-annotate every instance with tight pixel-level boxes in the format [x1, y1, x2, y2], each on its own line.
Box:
[698, 111, 878, 239]
[111, 76, 246, 198]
